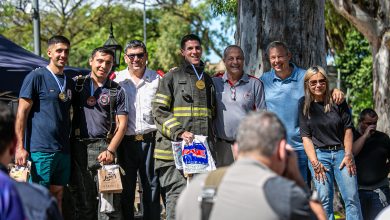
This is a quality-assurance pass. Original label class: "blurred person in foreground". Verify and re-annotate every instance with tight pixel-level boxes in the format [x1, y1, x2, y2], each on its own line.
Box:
[176, 111, 326, 220]
[0, 102, 62, 220]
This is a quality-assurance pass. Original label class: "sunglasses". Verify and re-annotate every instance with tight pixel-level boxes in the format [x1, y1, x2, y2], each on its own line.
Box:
[126, 53, 145, 60]
[308, 79, 326, 87]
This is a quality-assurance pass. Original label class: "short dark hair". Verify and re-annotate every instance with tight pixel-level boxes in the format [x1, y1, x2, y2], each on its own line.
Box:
[359, 108, 378, 122]
[180, 34, 201, 49]
[91, 47, 115, 60]
[124, 40, 147, 54]
[223, 45, 244, 60]
[0, 102, 15, 155]
[266, 41, 290, 56]
[48, 35, 70, 47]
[236, 111, 286, 156]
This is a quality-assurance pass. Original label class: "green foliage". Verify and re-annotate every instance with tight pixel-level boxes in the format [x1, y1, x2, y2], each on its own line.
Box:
[0, 0, 231, 72]
[210, 0, 237, 16]
[335, 30, 373, 123]
[325, 1, 353, 51]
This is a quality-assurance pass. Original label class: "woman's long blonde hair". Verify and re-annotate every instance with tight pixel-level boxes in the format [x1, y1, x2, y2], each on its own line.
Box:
[303, 66, 333, 117]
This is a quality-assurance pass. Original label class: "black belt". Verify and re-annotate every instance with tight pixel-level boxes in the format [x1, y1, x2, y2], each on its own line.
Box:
[216, 137, 235, 144]
[316, 144, 343, 151]
[127, 131, 156, 142]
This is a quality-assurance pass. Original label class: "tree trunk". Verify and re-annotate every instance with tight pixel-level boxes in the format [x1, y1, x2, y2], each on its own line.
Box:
[330, 0, 390, 135]
[237, 0, 326, 77]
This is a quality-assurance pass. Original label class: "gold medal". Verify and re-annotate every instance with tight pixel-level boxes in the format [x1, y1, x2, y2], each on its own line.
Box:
[196, 80, 205, 90]
[87, 96, 96, 106]
[58, 92, 67, 101]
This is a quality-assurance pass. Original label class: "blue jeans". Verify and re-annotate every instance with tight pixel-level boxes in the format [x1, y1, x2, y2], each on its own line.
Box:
[308, 148, 362, 220]
[359, 186, 390, 220]
[296, 149, 310, 186]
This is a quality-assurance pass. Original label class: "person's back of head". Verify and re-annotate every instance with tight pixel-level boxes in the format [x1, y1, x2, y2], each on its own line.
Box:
[236, 111, 286, 156]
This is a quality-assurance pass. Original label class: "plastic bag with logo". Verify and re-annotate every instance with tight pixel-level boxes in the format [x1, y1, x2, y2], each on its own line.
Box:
[182, 135, 216, 174]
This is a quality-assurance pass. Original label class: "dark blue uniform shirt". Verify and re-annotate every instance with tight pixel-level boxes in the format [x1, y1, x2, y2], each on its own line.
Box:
[72, 76, 127, 138]
[19, 67, 74, 153]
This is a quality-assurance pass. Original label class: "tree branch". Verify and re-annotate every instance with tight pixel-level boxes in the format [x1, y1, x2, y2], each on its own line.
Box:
[329, 0, 380, 49]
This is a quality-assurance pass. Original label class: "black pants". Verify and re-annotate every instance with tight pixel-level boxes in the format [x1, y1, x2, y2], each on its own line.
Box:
[117, 134, 161, 220]
[68, 138, 122, 220]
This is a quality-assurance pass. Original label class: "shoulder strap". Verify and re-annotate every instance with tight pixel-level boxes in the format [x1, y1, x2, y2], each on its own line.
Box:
[73, 76, 89, 137]
[200, 167, 229, 220]
[107, 80, 119, 141]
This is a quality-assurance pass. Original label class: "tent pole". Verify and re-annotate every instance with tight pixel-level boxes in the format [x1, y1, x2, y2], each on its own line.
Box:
[32, 0, 41, 56]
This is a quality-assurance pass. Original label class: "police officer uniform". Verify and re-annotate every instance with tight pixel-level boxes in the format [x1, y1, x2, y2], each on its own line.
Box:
[152, 60, 216, 219]
[114, 67, 161, 220]
[69, 75, 127, 220]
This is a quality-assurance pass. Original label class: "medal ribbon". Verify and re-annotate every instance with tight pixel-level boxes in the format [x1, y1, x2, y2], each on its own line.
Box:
[191, 64, 204, 81]
[90, 80, 94, 97]
[47, 66, 66, 93]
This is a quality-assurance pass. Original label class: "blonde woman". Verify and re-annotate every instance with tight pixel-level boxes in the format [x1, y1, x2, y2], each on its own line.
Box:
[298, 66, 362, 220]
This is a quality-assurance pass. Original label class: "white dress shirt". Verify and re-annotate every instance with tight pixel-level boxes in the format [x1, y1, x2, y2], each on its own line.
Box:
[115, 67, 160, 135]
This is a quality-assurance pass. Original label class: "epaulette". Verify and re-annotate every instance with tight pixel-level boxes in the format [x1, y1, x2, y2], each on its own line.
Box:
[169, 67, 180, 74]
[75, 75, 89, 92]
[213, 71, 224, 78]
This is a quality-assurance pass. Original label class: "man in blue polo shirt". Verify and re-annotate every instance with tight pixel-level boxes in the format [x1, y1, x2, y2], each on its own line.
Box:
[260, 41, 344, 183]
[15, 35, 74, 211]
[69, 47, 128, 220]
[213, 45, 266, 167]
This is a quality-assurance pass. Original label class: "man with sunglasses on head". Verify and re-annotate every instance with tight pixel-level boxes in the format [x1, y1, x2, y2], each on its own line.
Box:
[114, 40, 162, 220]
[212, 45, 266, 167]
[260, 41, 344, 185]
[152, 34, 216, 219]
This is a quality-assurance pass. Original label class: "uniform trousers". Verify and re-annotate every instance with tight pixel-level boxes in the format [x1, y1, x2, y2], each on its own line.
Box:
[117, 134, 161, 220]
[69, 138, 122, 220]
[157, 164, 186, 220]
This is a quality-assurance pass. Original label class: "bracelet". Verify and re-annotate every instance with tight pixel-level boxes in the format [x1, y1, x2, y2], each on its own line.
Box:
[106, 149, 115, 156]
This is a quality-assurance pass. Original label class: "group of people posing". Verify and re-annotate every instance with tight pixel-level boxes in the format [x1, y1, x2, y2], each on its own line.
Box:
[5, 33, 390, 220]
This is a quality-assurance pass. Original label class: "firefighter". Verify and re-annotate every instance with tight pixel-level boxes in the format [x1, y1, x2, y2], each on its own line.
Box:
[152, 34, 216, 219]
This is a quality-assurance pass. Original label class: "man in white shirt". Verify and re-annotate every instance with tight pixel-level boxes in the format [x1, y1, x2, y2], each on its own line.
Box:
[115, 40, 162, 220]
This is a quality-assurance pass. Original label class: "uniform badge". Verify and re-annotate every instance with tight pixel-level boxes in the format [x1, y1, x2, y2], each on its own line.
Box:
[99, 94, 110, 106]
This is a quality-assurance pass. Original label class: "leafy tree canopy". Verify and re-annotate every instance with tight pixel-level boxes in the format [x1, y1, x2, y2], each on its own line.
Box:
[0, 0, 232, 72]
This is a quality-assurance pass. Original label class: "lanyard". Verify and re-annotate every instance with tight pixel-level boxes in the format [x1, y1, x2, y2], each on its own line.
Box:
[47, 66, 66, 93]
[191, 64, 204, 81]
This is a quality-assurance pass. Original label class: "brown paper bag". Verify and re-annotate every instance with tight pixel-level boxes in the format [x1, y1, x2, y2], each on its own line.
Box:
[98, 165, 122, 193]
[9, 161, 31, 182]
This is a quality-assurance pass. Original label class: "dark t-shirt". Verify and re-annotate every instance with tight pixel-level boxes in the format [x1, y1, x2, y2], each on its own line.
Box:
[72, 76, 127, 138]
[353, 129, 390, 186]
[19, 67, 74, 153]
[299, 98, 353, 148]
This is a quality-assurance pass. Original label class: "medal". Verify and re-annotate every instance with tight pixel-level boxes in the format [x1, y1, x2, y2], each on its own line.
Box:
[87, 96, 96, 106]
[58, 92, 67, 101]
[47, 66, 67, 102]
[191, 64, 205, 90]
[196, 80, 205, 90]
[87, 80, 97, 106]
